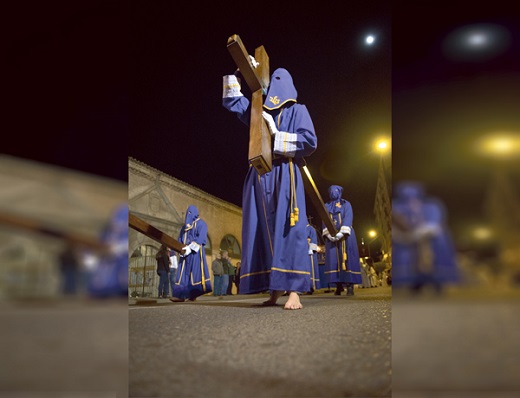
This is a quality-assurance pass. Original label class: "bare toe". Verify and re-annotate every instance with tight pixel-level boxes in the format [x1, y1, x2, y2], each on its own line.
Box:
[284, 301, 303, 310]
[284, 292, 303, 310]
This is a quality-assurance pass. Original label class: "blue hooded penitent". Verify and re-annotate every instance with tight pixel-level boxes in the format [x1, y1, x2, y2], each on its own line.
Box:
[392, 181, 460, 289]
[322, 185, 362, 286]
[173, 205, 212, 300]
[222, 66, 318, 294]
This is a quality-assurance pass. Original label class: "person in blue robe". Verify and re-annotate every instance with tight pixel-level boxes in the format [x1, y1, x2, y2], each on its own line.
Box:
[170, 205, 212, 302]
[306, 222, 321, 294]
[392, 181, 460, 295]
[322, 185, 362, 296]
[222, 67, 317, 310]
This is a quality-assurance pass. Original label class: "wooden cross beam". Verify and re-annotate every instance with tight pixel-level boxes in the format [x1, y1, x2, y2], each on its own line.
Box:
[128, 212, 185, 254]
[0, 210, 107, 251]
[299, 163, 337, 236]
[227, 34, 272, 175]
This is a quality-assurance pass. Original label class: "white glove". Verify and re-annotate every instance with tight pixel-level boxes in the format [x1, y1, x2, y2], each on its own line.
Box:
[308, 249, 313, 255]
[188, 242, 200, 252]
[326, 234, 337, 242]
[335, 232, 344, 241]
[249, 55, 259, 68]
[182, 245, 192, 257]
[262, 111, 279, 136]
[223, 75, 243, 98]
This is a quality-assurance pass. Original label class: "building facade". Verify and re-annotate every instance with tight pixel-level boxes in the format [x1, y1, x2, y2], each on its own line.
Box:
[128, 157, 243, 297]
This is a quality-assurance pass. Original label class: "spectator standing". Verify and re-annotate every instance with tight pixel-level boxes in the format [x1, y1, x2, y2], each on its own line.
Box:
[211, 252, 225, 298]
[58, 243, 80, 295]
[156, 244, 170, 298]
[224, 252, 236, 295]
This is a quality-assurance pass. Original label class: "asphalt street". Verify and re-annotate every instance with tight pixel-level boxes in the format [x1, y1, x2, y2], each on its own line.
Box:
[129, 287, 392, 398]
[392, 286, 520, 398]
[0, 297, 129, 397]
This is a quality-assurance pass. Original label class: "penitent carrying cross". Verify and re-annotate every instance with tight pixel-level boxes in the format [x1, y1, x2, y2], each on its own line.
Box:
[226, 35, 337, 235]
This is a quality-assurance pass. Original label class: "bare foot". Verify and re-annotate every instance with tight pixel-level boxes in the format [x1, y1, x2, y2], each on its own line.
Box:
[284, 292, 303, 310]
[262, 290, 285, 306]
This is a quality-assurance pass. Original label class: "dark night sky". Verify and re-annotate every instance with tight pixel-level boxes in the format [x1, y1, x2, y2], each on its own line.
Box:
[393, 0, 520, 247]
[5, 1, 128, 182]
[5, 1, 519, 249]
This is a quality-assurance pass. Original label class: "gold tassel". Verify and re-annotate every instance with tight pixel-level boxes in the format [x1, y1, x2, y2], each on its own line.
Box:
[341, 242, 347, 271]
[288, 158, 298, 227]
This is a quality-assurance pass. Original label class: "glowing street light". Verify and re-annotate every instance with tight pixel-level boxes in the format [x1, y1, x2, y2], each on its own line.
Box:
[475, 134, 520, 159]
[368, 230, 377, 238]
[473, 226, 493, 241]
[374, 137, 391, 154]
[377, 141, 388, 151]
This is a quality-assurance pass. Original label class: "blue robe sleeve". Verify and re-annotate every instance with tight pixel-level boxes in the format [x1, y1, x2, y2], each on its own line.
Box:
[223, 96, 251, 127]
[274, 104, 317, 158]
[194, 220, 208, 246]
[340, 201, 354, 235]
[308, 225, 318, 251]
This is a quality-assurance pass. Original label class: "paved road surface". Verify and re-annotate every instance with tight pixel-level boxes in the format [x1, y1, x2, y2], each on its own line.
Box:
[130, 287, 392, 397]
[392, 286, 520, 398]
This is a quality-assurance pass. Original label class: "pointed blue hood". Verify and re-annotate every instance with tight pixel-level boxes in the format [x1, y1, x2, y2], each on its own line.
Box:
[263, 68, 298, 110]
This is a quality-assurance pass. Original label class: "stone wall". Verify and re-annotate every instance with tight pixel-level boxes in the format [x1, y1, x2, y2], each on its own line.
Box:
[128, 157, 243, 296]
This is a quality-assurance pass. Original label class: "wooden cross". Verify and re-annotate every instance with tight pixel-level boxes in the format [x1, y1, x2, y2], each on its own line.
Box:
[129, 212, 186, 254]
[299, 162, 337, 235]
[226, 35, 337, 236]
[227, 34, 272, 175]
[0, 210, 108, 251]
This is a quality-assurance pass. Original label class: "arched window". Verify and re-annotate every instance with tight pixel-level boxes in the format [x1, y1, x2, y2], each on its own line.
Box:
[205, 235, 212, 255]
[219, 234, 241, 260]
[129, 244, 158, 297]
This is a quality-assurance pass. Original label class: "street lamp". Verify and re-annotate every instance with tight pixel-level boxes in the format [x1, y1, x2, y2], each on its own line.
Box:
[372, 136, 392, 263]
[365, 230, 378, 261]
[374, 137, 391, 154]
[473, 226, 493, 241]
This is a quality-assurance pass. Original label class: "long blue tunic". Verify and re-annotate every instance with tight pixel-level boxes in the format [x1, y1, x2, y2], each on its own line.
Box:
[173, 205, 212, 300]
[322, 192, 362, 285]
[223, 68, 318, 294]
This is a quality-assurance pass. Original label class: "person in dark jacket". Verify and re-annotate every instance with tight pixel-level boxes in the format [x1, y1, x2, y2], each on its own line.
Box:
[156, 244, 170, 298]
